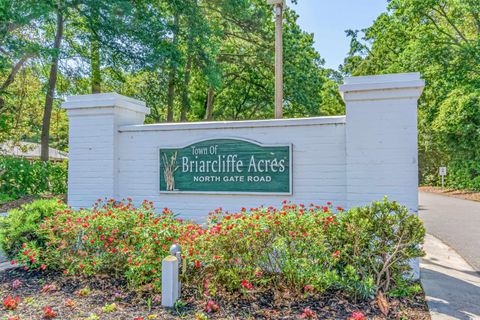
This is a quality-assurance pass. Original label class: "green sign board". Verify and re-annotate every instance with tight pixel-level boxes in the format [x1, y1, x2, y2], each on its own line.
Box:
[159, 138, 291, 194]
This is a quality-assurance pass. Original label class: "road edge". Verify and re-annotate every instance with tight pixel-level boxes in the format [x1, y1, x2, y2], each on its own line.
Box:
[420, 233, 480, 319]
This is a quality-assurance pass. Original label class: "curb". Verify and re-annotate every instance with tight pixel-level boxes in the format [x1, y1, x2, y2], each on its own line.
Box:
[420, 234, 480, 319]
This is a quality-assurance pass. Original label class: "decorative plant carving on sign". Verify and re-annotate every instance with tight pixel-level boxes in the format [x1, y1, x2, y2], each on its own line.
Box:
[162, 152, 178, 191]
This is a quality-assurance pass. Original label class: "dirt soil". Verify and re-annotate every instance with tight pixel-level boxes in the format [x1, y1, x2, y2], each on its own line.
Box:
[419, 186, 480, 202]
[0, 194, 67, 213]
[0, 196, 39, 213]
[0, 268, 431, 320]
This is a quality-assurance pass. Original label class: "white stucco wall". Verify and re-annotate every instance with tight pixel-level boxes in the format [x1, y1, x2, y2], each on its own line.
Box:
[63, 72, 424, 222]
[117, 117, 347, 219]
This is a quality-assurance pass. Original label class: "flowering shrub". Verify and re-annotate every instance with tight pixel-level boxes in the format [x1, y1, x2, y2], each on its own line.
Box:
[6, 197, 425, 300]
[15, 199, 185, 291]
[180, 203, 343, 295]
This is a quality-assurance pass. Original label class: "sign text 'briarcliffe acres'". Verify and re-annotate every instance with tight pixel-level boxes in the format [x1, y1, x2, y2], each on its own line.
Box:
[159, 138, 291, 194]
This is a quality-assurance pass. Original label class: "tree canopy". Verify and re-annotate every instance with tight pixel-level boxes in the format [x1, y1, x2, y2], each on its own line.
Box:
[342, 0, 480, 190]
[0, 0, 344, 156]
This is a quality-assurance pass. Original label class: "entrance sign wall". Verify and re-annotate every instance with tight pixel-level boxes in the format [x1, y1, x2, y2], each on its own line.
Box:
[62, 73, 424, 221]
[159, 138, 292, 194]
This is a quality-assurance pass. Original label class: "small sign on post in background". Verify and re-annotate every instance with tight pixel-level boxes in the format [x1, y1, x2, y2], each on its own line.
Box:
[439, 167, 447, 188]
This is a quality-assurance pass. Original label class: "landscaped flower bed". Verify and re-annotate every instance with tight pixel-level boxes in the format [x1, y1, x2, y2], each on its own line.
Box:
[0, 198, 429, 319]
[0, 268, 430, 319]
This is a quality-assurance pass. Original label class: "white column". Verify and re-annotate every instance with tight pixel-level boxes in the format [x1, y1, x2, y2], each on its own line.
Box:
[162, 255, 179, 307]
[62, 93, 149, 209]
[339, 73, 424, 213]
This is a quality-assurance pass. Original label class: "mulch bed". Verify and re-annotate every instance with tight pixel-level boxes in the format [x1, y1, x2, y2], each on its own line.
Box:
[0, 196, 39, 213]
[0, 268, 430, 319]
[0, 194, 67, 213]
[419, 186, 480, 202]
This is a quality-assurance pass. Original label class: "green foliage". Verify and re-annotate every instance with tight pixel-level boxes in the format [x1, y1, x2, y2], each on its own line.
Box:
[2, 0, 342, 155]
[332, 198, 425, 294]
[0, 193, 15, 205]
[0, 156, 67, 198]
[0, 198, 66, 259]
[11, 198, 424, 301]
[433, 89, 480, 190]
[17, 199, 184, 291]
[342, 0, 480, 190]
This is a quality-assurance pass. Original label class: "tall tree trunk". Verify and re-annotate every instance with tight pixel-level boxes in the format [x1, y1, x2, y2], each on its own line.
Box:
[180, 54, 192, 122]
[90, 5, 101, 93]
[90, 37, 101, 93]
[0, 55, 32, 109]
[166, 67, 176, 122]
[166, 14, 179, 122]
[205, 87, 215, 120]
[40, 6, 63, 161]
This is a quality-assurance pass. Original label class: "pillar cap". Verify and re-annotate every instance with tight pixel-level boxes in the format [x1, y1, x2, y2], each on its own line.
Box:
[339, 72, 425, 102]
[62, 93, 149, 115]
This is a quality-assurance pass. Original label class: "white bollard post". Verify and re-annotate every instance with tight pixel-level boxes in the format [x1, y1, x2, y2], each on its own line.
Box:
[161, 255, 179, 307]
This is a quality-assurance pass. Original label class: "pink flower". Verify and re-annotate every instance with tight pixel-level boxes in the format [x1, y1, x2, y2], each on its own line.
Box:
[304, 284, 314, 292]
[205, 300, 219, 313]
[12, 279, 22, 289]
[348, 311, 366, 320]
[299, 307, 316, 319]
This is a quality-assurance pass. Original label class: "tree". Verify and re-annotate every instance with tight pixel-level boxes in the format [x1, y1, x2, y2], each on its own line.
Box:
[41, 1, 64, 161]
[342, 0, 480, 189]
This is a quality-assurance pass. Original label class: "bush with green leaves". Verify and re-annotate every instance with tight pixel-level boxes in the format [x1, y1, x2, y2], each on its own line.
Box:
[331, 198, 425, 295]
[9, 197, 425, 300]
[432, 88, 480, 191]
[0, 199, 67, 259]
[0, 156, 67, 199]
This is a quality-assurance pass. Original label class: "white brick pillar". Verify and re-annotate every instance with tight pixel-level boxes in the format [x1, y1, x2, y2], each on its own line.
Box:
[340, 73, 424, 212]
[62, 93, 149, 209]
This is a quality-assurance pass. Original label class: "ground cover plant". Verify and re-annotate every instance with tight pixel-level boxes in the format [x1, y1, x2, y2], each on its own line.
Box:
[0, 198, 427, 319]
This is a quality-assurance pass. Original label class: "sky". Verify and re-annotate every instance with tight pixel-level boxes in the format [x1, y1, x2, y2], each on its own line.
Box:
[286, 0, 388, 70]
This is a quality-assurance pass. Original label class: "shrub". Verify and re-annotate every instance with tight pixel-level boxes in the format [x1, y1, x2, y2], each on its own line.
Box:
[0, 156, 67, 199]
[20, 199, 185, 291]
[179, 203, 342, 295]
[0, 199, 67, 259]
[11, 198, 425, 300]
[331, 197, 425, 295]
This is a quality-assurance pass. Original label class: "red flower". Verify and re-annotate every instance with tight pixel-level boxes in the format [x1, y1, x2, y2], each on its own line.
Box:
[43, 306, 57, 318]
[299, 307, 316, 319]
[194, 260, 201, 268]
[333, 250, 340, 258]
[3, 296, 20, 310]
[205, 300, 219, 313]
[304, 285, 314, 292]
[241, 280, 253, 290]
[348, 311, 366, 320]
[41, 264, 47, 271]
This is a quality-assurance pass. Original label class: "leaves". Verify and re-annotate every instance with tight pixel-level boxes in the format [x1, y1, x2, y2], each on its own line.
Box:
[343, 0, 480, 190]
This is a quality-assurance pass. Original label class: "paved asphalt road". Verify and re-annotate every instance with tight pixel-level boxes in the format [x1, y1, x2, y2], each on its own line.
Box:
[419, 191, 480, 272]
